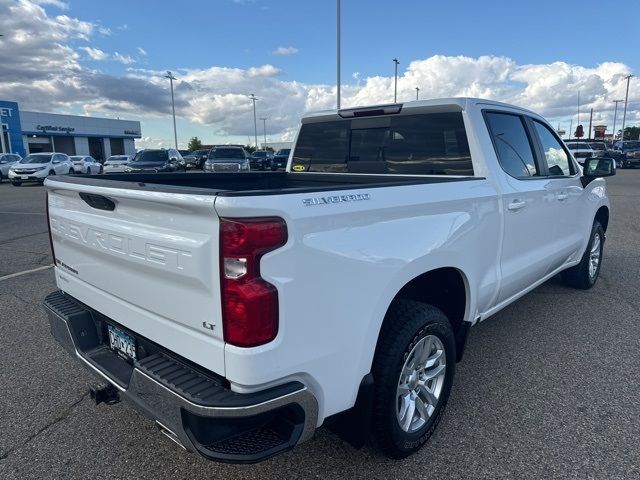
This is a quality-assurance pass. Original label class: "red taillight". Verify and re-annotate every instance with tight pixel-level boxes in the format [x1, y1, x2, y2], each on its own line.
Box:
[45, 192, 56, 265]
[220, 217, 287, 347]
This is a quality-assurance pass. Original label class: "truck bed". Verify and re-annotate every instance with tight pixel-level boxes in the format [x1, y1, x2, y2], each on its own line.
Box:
[48, 171, 480, 196]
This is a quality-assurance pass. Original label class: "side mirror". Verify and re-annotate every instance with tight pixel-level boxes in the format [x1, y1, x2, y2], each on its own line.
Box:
[583, 157, 615, 183]
[169, 156, 178, 162]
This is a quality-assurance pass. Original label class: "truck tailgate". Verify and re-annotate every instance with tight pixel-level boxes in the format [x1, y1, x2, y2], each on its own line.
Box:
[46, 179, 225, 375]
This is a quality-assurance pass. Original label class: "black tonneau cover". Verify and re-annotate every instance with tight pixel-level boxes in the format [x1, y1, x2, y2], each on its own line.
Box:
[46, 171, 483, 197]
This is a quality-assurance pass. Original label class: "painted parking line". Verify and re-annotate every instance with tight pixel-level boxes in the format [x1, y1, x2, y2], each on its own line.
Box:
[0, 211, 46, 215]
[0, 264, 54, 282]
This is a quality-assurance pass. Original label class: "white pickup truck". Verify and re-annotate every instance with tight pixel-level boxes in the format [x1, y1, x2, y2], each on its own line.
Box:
[44, 98, 615, 463]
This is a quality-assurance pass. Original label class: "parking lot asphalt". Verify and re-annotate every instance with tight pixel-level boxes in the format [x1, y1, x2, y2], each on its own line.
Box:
[0, 173, 639, 479]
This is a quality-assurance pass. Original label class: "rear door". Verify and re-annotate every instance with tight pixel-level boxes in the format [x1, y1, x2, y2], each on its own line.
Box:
[484, 111, 557, 303]
[46, 180, 226, 374]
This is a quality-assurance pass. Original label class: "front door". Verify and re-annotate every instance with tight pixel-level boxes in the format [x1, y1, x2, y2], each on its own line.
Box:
[529, 119, 585, 270]
[484, 111, 558, 303]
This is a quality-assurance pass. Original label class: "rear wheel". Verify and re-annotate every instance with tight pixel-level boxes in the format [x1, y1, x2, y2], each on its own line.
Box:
[372, 299, 455, 459]
[87, 167, 91, 174]
[562, 221, 604, 289]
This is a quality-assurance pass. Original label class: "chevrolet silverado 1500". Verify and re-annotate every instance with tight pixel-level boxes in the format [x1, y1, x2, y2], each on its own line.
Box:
[43, 98, 615, 463]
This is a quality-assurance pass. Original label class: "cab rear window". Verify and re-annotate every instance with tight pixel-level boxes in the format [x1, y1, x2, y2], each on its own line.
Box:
[291, 112, 473, 175]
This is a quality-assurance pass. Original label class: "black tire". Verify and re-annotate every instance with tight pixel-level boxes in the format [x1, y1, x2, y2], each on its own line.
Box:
[371, 299, 456, 459]
[87, 167, 91, 174]
[562, 221, 604, 289]
[11, 181, 21, 186]
[49, 170, 56, 176]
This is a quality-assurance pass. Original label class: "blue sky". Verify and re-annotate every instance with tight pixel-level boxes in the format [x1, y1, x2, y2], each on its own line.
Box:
[1, 0, 638, 147]
[70, 0, 640, 82]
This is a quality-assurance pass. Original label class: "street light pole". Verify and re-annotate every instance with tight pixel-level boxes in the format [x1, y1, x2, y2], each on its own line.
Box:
[612, 99, 623, 142]
[415, 87, 420, 101]
[336, 0, 341, 109]
[620, 74, 634, 142]
[393, 58, 400, 103]
[164, 71, 178, 149]
[249, 94, 258, 149]
[260, 117, 267, 150]
[577, 90, 580, 133]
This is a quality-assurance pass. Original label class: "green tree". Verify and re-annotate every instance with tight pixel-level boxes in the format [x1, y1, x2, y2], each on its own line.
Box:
[187, 136, 203, 151]
[244, 145, 256, 154]
[623, 126, 640, 141]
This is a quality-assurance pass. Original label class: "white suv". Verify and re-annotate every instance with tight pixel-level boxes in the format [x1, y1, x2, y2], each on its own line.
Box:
[70, 155, 103, 174]
[9, 152, 73, 186]
[0, 153, 22, 183]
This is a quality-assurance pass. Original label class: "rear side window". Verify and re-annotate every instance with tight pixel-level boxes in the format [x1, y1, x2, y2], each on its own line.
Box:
[485, 112, 537, 178]
[531, 120, 574, 176]
[292, 112, 473, 175]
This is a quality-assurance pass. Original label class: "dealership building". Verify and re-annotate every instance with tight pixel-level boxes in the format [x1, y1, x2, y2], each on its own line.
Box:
[0, 100, 141, 161]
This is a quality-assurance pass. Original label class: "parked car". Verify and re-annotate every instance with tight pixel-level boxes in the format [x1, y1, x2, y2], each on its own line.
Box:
[70, 155, 103, 174]
[271, 148, 290, 170]
[0, 153, 22, 183]
[43, 98, 614, 464]
[203, 146, 250, 172]
[9, 152, 73, 185]
[565, 142, 594, 165]
[124, 149, 186, 173]
[182, 149, 210, 169]
[103, 155, 131, 173]
[249, 150, 274, 170]
[178, 150, 191, 157]
[612, 140, 640, 168]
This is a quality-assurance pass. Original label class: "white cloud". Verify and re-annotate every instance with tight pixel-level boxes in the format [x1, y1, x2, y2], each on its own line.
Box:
[113, 52, 135, 65]
[272, 46, 299, 56]
[247, 64, 281, 77]
[31, 0, 67, 8]
[79, 46, 108, 61]
[136, 47, 147, 56]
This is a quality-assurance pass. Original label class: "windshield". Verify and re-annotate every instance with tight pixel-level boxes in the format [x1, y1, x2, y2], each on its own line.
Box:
[589, 143, 605, 150]
[107, 156, 128, 162]
[70, 156, 85, 161]
[624, 141, 640, 149]
[21, 154, 53, 164]
[192, 150, 209, 156]
[253, 151, 267, 158]
[131, 150, 168, 163]
[209, 148, 245, 159]
[276, 149, 290, 156]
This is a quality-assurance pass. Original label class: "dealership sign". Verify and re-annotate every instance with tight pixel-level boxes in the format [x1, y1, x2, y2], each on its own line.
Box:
[0, 107, 13, 117]
[37, 124, 76, 133]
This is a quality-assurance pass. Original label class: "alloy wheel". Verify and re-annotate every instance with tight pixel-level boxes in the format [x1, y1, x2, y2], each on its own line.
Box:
[396, 335, 447, 433]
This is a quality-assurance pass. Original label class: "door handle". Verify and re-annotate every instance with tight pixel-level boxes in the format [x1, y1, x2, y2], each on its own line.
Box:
[557, 193, 568, 201]
[507, 200, 526, 211]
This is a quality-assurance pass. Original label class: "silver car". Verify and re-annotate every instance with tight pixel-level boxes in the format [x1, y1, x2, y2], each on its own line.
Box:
[70, 155, 103, 174]
[8, 152, 73, 186]
[103, 155, 131, 173]
[0, 153, 22, 183]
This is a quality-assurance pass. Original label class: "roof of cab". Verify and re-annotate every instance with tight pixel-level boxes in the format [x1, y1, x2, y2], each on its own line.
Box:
[302, 97, 541, 122]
